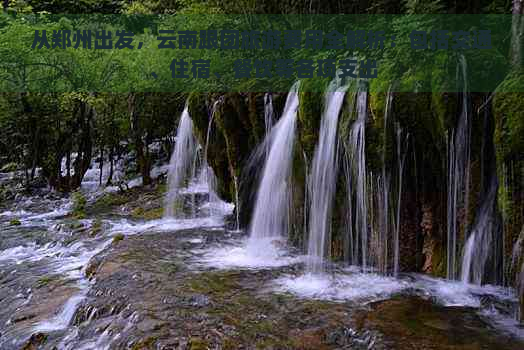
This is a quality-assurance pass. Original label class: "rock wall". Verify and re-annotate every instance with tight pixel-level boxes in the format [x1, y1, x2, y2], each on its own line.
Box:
[493, 71, 524, 321]
[187, 78, 523, 317]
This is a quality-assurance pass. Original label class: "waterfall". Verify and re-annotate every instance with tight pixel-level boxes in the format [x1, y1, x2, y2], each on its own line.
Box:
[203, 100, 221, 218]
[264, 93, 275, 158]
[204, 100, 220, 169]
[233, 174, 240, 231]
[379, 87, 393, 275]
[346, 87, 369, 270]
[447, 55, 471, 280]
[460, 177, 500, 284]
[460, 98, 502, 285]
[164, 106, 198, 218]
[343, 84, 407, 276]
[394, 124, 409, 277]
[248, 82, 300, 242]
[306, 77, 348, 273]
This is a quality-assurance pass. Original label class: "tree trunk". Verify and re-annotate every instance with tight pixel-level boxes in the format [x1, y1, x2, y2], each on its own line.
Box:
[30, 124, 39, 181]
[510, 0, 523, 68]
[99, 147, 104, 186]
[128, 93, 151, 186]
[71, 99, 94, 189]
[106, 146, 114, 186]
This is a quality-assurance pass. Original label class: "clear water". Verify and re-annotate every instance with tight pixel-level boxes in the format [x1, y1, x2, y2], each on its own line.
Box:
[164, 106, 198, 219]
[247, 82, 300, 243]
[306, 77, 348, 273]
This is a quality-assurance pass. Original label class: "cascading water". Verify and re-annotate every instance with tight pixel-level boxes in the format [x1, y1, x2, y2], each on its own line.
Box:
[378, 86, 393, 275]
[306, 77, 349, 273]
[203, 100, 222, 218]
[394, 123, 409, 277]
[447, 54, 471, 280]
[460, 177, 501, 284]
[248, 82, 300, 244]
[264, 93, 275, 158]
[347, 87, 369, 270]
[343, 84, 407, 276]
[233, 174, 240, 231]
[164, 106, 198, 219]
[460, 100, 503, 285]
[204, 100, 220, 169]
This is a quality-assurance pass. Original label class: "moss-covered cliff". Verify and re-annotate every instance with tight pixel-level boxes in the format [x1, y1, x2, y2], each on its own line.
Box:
[493, 71, 524, 319]
[187, 70, 523, 318]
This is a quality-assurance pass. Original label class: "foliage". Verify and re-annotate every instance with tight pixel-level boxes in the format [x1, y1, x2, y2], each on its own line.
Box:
[72, 190, 87, 217]
[0, 0, 518, 191]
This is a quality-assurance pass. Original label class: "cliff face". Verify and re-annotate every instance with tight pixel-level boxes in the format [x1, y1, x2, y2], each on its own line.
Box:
[187, 83, 523, 320]
[493, 71, 524, 320]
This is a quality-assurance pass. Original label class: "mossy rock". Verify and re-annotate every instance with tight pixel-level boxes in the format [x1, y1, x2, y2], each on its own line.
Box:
[0, 162, 17, 173]
[297, 79, 327, 158]
[21, 332, 47, 350]
[431, 241, 447, 278]
[72, 191, 87, 218]
[246, 92, 266, 144]
[189, 337, 210, 350]
[89, 190, 132, 213]
[493, 71, 524, 164]
[186, 271, 239, 297]
[493, 70, 524, 294]
[90, 218, 103, 236]
[187, 92, 245, 203]
[68, 220, 84, 230]
[187, 92, 210, 147]
[36, 275, 60, 289]
[112, 233, 125, 244]
[131, 337, 157, 350]
[131, 207, 163, 220]
[156, 183, 167, 194]
[9, 218, 21, 226]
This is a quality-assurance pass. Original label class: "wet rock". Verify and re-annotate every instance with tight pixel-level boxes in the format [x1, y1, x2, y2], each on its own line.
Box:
[136, 318, 166, 333]
[354, 296, 524, 349]
[9, 218, 21, 226]
[21, 332, 47, 350]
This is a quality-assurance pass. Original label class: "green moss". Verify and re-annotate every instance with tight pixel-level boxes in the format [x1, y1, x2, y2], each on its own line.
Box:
[90, 190, 132, 213]
[112, 233, 125, 244]
[493, 71, 524, 164]
[247, 92, 266, 144]
[157, 261, 179, 275]
[0, 162, 17, 173]
[189, 337, 209, 350]
[188, 92, 234, 201]
[131, 337, 157, 350]
[68, 220, 84, 230]
[297, 79, 326, 158]
[493, 70, 524, 293]
[187, 92, 209, 147]
[72, 190, 87, 218]
[131, 207, 163, 220]
[90, 218, 103, 236]
[186, 271, 239, 297]
[9, 218, 21, 226]
[36, 275, 62, 289]
[21, 332, 47, 350]
[431, 242, 446, 278]
[156, 183, 167, 194]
